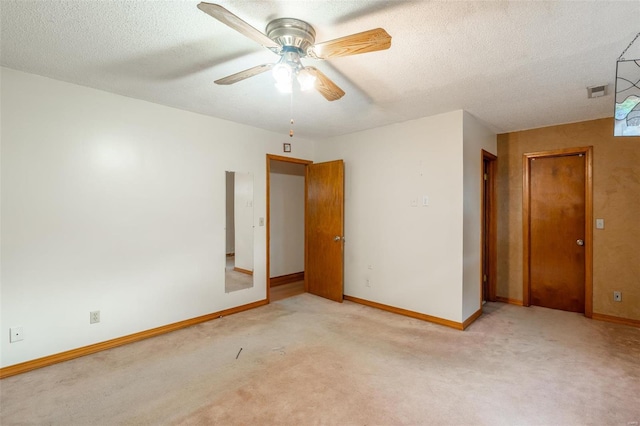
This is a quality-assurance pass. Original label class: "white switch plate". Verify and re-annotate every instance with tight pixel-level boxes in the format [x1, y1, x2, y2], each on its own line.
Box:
[596, 218, 604, 229]
[422, 195, 429, 206]
[259, 217, 264, 226]
[10, 326, 24, 343]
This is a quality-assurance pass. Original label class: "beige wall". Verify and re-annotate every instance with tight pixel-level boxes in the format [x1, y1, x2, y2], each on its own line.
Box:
[497, 118, 640, 321]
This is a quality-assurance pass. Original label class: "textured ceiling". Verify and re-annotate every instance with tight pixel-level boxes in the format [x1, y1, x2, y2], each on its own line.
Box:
[1, 1, 639, 139]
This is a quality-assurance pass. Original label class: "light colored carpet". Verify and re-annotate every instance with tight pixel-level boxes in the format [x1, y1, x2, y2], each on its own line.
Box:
[1, 295, 639, 425]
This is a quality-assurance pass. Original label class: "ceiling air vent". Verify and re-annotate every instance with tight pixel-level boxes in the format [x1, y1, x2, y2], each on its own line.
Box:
[587, 85, 607, 99]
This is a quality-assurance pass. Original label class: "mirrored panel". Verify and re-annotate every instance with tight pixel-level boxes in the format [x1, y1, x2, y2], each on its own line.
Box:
[225, 171, 254, 292]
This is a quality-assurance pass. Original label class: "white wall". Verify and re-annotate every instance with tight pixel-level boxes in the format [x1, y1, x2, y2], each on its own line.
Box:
[225, 172, 234, 254]
[462, 112, 497, 320]
[0, 67, 315, 367]
[315, 111, 466, 322]
[269, 169, 305, 277]
[234, 172, 253, 272]
[0, 67, 493, 368]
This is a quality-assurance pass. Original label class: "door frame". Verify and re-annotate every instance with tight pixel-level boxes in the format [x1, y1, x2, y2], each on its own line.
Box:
[266, 154, 313, 302]
[522, 146, 593, 317]
[481, 150, 497, 303]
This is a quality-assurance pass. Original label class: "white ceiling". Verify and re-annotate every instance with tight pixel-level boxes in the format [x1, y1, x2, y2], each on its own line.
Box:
[1, 1, 639, 139]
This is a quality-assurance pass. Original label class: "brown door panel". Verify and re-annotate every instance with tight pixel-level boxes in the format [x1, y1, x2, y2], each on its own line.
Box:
[305, 160, 345, 302]
[529, 154, 586, 313]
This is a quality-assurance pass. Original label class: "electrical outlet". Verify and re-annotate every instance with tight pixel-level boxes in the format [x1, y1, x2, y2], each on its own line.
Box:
[365, 278, 371, 287]
[10, 326, 24, 343]
[613, 291, 622, 302]
[90, 311, 100, 324]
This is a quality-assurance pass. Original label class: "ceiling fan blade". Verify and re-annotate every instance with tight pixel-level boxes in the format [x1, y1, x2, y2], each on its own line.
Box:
[309, 28, 391, 59]
[215, 63, 274, 85]
[197, 3, 280, 50]
[306, 67, 345, 101]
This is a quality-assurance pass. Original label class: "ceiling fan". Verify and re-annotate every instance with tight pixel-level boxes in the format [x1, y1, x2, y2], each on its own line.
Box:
[197, 2, 392, 101]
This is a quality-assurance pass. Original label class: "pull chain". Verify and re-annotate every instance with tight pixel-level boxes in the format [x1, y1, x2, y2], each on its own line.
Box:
[289, 90, 294, 137]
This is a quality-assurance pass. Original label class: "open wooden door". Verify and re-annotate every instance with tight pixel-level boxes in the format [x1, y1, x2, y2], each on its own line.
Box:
[305, 160, 344, 302]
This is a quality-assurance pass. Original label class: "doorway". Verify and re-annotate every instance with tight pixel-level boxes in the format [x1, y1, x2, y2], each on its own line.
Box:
[523, 146, 593, 316]
[266, 155, 345, 303]
[481, 150, 497, 303]
[267, 155, 311, 302]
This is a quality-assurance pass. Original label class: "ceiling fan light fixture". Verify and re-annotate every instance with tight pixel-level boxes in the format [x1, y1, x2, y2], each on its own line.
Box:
[297, 68, 316, 91]
[272, 62, 292, 85]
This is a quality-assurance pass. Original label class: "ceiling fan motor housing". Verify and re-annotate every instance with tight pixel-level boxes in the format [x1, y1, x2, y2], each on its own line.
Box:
[266, 18, 316, 55]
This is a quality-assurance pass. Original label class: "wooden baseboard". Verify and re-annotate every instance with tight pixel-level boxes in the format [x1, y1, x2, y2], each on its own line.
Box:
[270, 272, 304, 287]
[592, 312, 640, 328]
[462, 308, 483, 330]
[0, 299, 268, 379]
[495, 296, 524, 306]
[492, 300, 638, 328]
[344, 295, 464, 330]
[233, 267, 253, 276]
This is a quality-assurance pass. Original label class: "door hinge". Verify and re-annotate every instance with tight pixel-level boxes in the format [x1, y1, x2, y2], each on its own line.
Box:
[484, 173, 488, 181]
[483, 274, 487, 282]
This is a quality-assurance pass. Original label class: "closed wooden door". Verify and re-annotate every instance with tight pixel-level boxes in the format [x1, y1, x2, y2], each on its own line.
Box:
[305, 160, 344, 302]
[528, 154, 586, 312]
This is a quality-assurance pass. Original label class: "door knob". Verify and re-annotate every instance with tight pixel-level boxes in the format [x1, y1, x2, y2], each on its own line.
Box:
[576, 239, 584, 246]
[334, 236, 341, 242]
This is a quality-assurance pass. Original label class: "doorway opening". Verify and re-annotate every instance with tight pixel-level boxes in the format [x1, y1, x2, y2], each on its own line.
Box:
[267, 155, 311, 302]
[522, 146, 593, 316]
[481, 150, 497, 304]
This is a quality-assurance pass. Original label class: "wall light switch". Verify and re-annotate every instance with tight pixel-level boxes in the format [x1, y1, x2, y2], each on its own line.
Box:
[259, 217, 264, 226]
[596, 218, 604, 229]
[422, 195, 429, 206]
